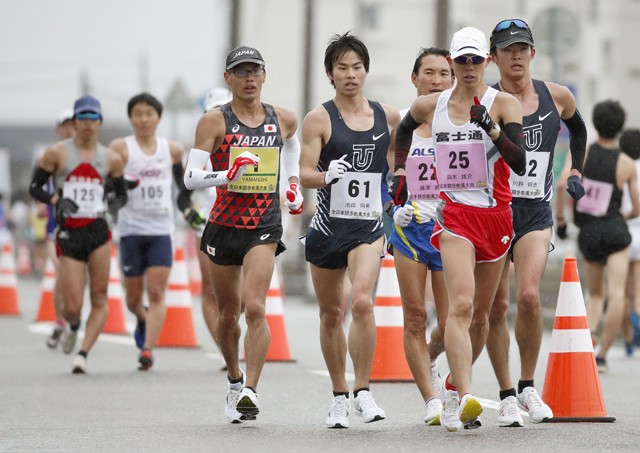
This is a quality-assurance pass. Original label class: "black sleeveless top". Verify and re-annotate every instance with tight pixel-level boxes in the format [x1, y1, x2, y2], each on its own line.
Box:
[209, 102, 283, 229]
[310, 100, 388, 239]
[574, 143, 623, 227]
[493, 79, 560, 204]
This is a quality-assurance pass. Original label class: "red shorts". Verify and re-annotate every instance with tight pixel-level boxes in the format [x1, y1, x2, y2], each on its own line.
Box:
[431, 202, 513, 263]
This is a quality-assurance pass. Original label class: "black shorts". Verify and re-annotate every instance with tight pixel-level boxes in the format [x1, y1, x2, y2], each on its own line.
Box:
[56, 218, 111, 263]
[510, 202, 554, 257]
[578, 217, 631, 264]
[200, 222, 285, 266]
[304, 227, 384, 269]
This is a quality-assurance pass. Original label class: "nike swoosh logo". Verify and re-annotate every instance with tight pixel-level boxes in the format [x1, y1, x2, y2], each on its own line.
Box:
[510, 31, 521, 35]
[538, 112, 552, 121]
[260, 234, 270, 240]
[373, 132, 386, 141]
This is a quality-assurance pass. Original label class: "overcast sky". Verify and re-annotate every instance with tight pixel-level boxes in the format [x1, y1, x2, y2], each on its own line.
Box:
[0, 0, 229, 131]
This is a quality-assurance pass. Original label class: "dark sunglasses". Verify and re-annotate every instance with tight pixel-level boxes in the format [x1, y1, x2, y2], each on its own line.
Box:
[493, 19, 530, 34]
[75, 112, 101, 121]
[453, 55, 486, 65]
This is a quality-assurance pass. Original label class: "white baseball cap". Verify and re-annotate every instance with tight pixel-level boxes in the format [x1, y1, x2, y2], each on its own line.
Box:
[204, 88, 232, 111]
[450, 27, 489, 59]
[55, 108, 74, 126]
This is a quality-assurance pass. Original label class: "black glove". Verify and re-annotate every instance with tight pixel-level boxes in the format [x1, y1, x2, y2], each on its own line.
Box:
[55, 198, 78, 225]
[107, 192, 128, 215]
[556, 223, 567, 240]
[470, 96, 496, 134]
[566, 175, 585, 200]
[389, 175, 408, 206]
[183, 207, 206, 229]
[125, 178, 140, 190]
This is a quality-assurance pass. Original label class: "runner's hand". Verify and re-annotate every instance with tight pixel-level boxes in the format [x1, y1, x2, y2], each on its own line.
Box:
[226, 151, 260, 183]
[55, 198, 78, 224]
[389, 175, 408, 206]
[324, 154, 352, 185]
[183, 207, 206, 229]
[284, 183, 304, 215]
[566, 175, 585, 200]
[556, 223, 568, 240]
[392, 203, 414, 227]
[470, 96, 496, 134]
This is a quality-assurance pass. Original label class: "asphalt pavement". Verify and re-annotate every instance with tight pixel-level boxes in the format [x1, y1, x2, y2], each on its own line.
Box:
[2, 271, 640, 452]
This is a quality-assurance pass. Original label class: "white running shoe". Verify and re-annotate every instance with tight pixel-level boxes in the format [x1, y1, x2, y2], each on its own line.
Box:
[236, 387, 260, 421]
[424, 397, 442, 425]
[430, 360, 443, 400]
[459, 394, 482, 427]
[353, 390, 386, 423]
[61, 327, 78, 355]
[46, 325, 65, 349]
[441, 388, 462, 432]
[517, 387, 553, 423]
[498, 396, 524, 427]
[71, 354, 86, 374]
[326, 395, 350, 428]
[224, 370, 245, 424]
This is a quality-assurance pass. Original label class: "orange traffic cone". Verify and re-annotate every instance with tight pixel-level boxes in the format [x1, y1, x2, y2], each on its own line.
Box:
[156, 247, 199, 347]
[0, 241, 20, 316]
[102, 243, 128, 334]
[35, 257, 57, 322]
[542, 257, 615, 422]
[184, 229, 202, 296]
[370, 253, 413, 382]
[264, 264, 295, 362]
[17, 241, 32, 275]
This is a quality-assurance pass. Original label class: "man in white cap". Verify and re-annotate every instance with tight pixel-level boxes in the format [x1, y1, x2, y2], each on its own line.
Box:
[390, 26, 526, 432]
[184, 47, 303, 423]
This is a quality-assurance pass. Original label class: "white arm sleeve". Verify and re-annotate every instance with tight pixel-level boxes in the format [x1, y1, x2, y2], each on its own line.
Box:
[183, 148, 229, 189]
[281, 134, 301, 180]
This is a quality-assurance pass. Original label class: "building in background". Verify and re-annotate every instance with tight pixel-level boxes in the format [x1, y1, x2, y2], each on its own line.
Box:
[2, 1, 639, 282]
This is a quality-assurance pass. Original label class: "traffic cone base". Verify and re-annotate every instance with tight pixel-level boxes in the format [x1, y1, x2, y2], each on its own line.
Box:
[543, 352, 615, 422]
[542, 258, 615, 422]
[371, 253, 413, 382]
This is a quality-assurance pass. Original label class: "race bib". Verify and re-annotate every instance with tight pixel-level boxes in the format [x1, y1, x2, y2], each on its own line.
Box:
[62, 178, 104, 218]
[435, 142, 488, 191]
[329, 173, 382, 220]
[575, 177, 613, 217]
[406, 151, 439, 201]
[510, 151, 550, 199]
[228, 147, 279, 193]
[129, 179, 172, 214]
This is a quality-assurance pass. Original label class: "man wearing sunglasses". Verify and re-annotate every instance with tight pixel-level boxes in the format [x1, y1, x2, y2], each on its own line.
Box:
[391, 26, 526, 432]
[184, 46, 303, 424]
[485, 18, 587, 427]
[29, 95, 128, 374]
